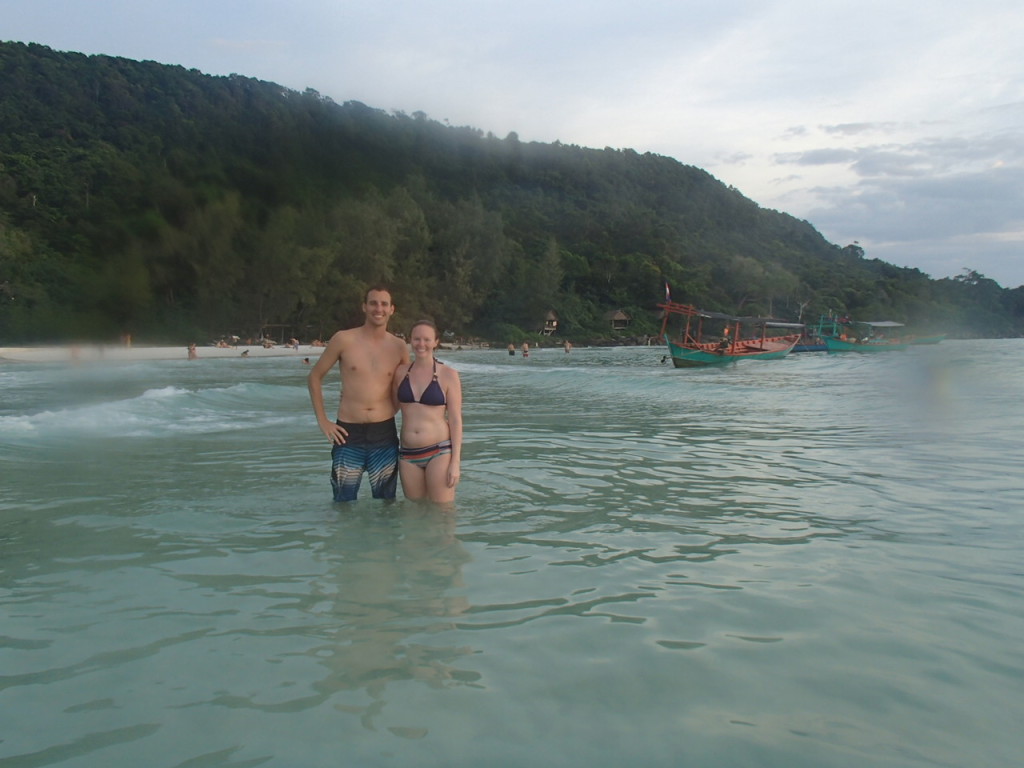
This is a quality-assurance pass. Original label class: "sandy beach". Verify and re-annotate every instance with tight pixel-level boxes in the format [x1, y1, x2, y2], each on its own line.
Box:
[0, 340, 494, 364]
[0, 343, 321, 364]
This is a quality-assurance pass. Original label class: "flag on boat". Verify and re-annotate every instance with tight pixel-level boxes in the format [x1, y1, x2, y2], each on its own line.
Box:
[664, 281, 672, 303]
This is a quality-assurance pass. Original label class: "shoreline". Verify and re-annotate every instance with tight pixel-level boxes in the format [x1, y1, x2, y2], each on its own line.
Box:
[0, 344, 325, 364]
[0, 340, 497, 364]
[0, 338, 665, 364]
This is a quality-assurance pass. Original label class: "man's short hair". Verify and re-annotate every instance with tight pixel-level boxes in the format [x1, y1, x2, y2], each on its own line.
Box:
[364, 284, 393, 303]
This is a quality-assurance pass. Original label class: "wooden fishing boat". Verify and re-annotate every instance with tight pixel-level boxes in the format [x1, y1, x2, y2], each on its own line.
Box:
[817, 317, 910, 353]
[658, 301, 802, 367]
[823, 335, 910, 352]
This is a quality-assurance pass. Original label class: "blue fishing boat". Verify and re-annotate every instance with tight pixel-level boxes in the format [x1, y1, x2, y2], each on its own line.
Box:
[820, 316, 909, 353]
[794, 314, 911, 353]
[792, 330, 828, 353]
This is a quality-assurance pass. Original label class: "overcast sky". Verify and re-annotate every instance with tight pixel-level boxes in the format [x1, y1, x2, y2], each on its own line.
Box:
[5, 0, 1024, 287]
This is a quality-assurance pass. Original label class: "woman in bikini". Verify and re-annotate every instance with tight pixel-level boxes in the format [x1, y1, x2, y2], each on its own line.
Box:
[392, 319, 463, 503]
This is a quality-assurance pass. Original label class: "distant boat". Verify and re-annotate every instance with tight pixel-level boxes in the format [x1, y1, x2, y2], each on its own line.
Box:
[812, 315, 910, 353]
[658, 301, 802, 367]
[823, 334, 910, 352]
[792, 328, 828, 353]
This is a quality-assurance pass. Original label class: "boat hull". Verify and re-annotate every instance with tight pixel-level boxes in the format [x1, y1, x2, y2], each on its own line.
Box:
[665, 335, 800, 367]
[792, 341, 827, 353]
[823, 336, 909, 353]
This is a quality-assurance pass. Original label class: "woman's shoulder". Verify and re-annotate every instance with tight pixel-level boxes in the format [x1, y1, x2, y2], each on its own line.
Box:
[437, 360, 461, 381]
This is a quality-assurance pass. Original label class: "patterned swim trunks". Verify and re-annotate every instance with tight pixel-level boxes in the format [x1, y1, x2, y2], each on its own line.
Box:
[330, 418, 399, 501]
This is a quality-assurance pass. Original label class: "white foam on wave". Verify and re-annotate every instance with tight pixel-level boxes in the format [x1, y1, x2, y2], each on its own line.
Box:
[139, 386, 190, 399]
[444, 361, 508, 375]
[0, 413, 39, 435]
[0, 402, 150, 437]
[2, 385, 222, 440]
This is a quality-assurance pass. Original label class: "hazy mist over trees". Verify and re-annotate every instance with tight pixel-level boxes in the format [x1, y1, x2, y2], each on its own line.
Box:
[2, 41, 1021, 343]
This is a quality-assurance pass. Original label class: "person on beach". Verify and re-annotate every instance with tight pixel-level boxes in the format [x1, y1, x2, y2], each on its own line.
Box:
[308, 286, 410, 502]
[392, 319, 463, 504]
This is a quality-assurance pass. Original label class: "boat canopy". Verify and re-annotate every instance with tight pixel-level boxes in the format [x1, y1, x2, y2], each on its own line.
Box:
[857, 320, 905, 328]
[666, 305, 804, 329]
[723, 315, 805, 329]
[752, 320, 805, 329]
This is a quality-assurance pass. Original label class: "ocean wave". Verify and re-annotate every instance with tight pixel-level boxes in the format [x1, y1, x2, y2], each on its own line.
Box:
[139, 385, 190, 399]
[0, 381, 305, 442]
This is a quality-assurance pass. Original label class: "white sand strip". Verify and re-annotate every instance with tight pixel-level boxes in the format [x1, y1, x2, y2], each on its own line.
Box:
[0, 344, 324, 363]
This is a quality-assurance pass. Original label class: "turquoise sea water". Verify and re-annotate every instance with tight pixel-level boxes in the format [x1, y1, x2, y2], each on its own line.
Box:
[2, 341, 1022, 767]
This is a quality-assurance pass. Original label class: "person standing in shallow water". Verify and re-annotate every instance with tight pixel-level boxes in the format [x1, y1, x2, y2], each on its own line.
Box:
[392, 319, 463, 504]
[307, 286, 410, 501]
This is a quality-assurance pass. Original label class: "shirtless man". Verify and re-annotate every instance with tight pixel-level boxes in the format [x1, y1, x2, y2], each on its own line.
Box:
[307, 286, 410, 501]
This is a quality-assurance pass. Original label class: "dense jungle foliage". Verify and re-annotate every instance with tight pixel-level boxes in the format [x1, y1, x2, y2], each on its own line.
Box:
[2, 41, 1022, 344]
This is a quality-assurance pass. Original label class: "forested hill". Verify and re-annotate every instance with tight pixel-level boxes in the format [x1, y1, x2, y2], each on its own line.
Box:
[2, 41, 1021, 343]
